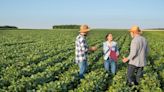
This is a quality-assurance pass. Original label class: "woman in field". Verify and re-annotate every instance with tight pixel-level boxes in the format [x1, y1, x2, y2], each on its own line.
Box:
[103, 33, 119, 75]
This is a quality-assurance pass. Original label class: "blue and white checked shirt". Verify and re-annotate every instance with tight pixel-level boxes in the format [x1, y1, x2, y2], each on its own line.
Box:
[75, 34, 89, 63]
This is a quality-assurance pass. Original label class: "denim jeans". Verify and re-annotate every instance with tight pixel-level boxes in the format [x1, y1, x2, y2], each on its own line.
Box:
[78, 61, 88, 78]
[127, 64, 143, 85]
[104, 59, 116, 74]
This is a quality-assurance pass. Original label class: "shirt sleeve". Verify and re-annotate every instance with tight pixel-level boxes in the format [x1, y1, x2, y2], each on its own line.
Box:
[103, 42, 110, 55]
[115, 42, 119, 56]
[127, 39, 138, 60]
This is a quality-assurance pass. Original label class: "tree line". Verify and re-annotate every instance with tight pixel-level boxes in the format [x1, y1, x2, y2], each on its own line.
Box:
[0, 26, 18, 30]
[52, 25, 80, 29]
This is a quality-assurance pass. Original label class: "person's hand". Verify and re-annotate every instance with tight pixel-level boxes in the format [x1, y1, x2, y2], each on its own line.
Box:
[122, 56, 129, 63]
[90, 46, 97, 51]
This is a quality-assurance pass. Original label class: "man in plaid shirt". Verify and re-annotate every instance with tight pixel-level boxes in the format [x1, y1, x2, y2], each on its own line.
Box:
[75, 25, 97, 78]
[75, 34, 89, 63]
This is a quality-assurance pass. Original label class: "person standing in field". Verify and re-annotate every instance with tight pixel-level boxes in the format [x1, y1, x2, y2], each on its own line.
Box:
[75, 25, 97, 78]
[103, 33, 119, 75]
[122, 26, 149, 86]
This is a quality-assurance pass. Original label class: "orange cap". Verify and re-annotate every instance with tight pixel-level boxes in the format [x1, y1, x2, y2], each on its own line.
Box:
[79, 25, 90, 33]
[129, 26, 141, 33]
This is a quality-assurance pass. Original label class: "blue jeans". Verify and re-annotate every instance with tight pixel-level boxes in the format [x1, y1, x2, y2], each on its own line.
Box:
[78, 61, 88, 78]
[104, 59, 116, 74]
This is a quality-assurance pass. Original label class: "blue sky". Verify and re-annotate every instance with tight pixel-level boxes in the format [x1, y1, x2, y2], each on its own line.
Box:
[0, 0, 164, 29]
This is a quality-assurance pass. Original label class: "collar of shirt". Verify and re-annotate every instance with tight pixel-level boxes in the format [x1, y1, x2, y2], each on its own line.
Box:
[107, 41, 114, 47]
[133, 35, 140, 39]
[79, 34, 86, 38]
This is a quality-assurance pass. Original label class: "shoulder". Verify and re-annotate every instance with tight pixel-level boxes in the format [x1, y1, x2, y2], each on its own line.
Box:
[132, 37, 141, 45]
[132, 36, 138, 42]
[103, 42, 109, 48]
[76, 35, 80, 39]
[140, 36, 148, 43]
[103, 41, 107, 44]
[76, 35, 85, 42]
[135, 35, 146, 42]
[140, 36, 146, 40]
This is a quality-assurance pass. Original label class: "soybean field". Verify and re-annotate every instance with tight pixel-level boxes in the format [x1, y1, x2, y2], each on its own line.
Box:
[0, 29, 164, 92]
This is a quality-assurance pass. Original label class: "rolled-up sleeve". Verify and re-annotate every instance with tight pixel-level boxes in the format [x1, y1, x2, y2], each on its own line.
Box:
[128, 39, 138, 60]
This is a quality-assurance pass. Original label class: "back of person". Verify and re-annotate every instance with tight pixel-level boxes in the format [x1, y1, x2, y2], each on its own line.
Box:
[129, 35, 148, 67]
[122, 26, 149, 86]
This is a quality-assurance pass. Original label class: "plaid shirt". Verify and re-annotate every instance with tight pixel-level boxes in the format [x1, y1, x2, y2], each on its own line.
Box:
[75, 34, 89, 63]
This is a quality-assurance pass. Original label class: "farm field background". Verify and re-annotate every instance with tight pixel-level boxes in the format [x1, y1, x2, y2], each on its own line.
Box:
[0, 29, 164, 92]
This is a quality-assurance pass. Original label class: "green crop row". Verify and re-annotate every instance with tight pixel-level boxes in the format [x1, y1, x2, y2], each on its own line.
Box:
[0, 29, 163, 92]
